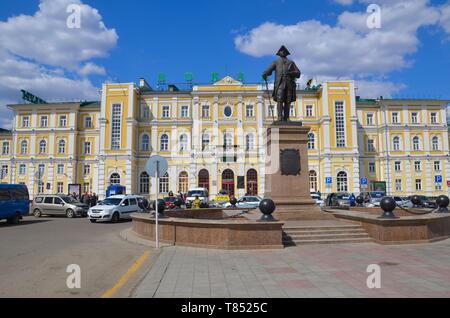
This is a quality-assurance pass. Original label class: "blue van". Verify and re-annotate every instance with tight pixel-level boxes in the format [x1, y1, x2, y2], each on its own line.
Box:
[0, 184, 30, 224]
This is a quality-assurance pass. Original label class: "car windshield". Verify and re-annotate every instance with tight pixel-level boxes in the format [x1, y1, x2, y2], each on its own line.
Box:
[370, 192, 386, 198]
[102, 198, 122, 206]
[336, 194, 350, 200]
[164, 197, 177, 202]
[61, 196, 78, 204]
[188, 190, 206, 197]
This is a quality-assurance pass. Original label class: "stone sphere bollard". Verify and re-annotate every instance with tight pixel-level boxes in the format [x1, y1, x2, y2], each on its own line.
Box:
[152, 199, 166, 218]
[356, 196, 364, 206]
[379, 196, 397, 219]
[258, 199, 276, 222]
[174, 198, 183, 209]
[435, 195, 450, 213]
[411, 195, 422, 208]
[230, 197, 238, 208]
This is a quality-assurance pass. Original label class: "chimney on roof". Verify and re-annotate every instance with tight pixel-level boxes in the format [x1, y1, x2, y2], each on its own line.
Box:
[139, 78, 150, 89]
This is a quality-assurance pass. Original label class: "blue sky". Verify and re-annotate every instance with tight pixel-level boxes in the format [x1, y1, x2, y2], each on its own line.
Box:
[0, 0, 449, 127]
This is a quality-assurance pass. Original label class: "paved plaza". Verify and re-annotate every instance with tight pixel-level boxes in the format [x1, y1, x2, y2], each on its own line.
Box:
[134, 240, 450, 298]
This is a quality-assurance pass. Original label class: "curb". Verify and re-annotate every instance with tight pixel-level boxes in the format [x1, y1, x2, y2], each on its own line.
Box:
[120, 228, 173, 249]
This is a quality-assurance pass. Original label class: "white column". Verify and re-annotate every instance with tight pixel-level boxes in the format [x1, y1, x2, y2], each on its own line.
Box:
[425, 159, 433, 196]
[28, 161, 35, 199]
[405, 160, 413, 195]
[98, 159, 106, 199]
[126, 159, 132, 194]
[48, 161, 54, 194]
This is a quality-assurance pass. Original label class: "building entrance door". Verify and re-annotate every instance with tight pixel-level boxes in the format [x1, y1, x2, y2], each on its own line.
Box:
[222, 169, 235, 196]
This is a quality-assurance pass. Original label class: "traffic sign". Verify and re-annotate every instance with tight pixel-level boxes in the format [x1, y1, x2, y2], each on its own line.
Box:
[325, 177, 332, 185]
[361, 178, 368, 186]
[435, 176, 443, 184]
[447, 181, 450, 187]
[145, 156, 168, 178]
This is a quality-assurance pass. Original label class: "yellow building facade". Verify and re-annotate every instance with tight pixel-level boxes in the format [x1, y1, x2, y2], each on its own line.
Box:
[2, 76, 449, 199]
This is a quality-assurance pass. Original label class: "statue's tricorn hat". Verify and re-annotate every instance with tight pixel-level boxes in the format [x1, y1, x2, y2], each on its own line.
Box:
[276, 45, 291, 56]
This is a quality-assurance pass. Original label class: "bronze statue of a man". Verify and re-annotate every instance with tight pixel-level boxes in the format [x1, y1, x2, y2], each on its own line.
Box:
[262, 45, 301, 122]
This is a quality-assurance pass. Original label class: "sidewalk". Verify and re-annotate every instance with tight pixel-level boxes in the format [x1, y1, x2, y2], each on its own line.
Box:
[133, 239, 450, 298]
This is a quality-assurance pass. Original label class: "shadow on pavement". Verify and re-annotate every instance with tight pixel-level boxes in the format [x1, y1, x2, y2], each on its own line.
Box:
[0, 219, 53, 228]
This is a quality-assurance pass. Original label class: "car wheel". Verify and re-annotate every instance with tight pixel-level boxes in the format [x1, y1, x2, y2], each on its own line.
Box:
[66, 209, 75, 219]
[7, 213, 20, 225]
[33, 209, 42, 218]
[111, 212, 120, 223]
[90, 219, 97, 223]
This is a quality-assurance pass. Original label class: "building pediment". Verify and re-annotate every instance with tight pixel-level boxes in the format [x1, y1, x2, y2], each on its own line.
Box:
[213, 76, 243, 86]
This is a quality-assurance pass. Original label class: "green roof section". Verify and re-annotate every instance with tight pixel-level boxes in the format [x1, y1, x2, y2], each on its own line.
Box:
[0, 128, 12, 134]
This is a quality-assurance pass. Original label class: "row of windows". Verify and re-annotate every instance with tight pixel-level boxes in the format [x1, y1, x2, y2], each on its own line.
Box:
[367, 161, 443, 174]
[7, 163, 92, 178]
[366, 136, 443, 152]
[395, 179, 443, 191]
[133, 168, 259, 195]
[141, 104, 317, 120]
[365, 111, 441, 126]
[143, 133, 257, 152]
[16, 140, 68, 155]
[19, 115, 94, 129]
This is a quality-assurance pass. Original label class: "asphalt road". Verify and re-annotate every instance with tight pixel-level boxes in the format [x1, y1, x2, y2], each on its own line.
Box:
[0, 216, 156, 298]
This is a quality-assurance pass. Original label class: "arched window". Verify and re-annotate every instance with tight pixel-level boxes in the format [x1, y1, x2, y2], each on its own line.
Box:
[413, 136, 420, 151]
[222, 169, 235, 196]
[159, 172, 169, 193]
[20, 140, 28, 155]
[246, 134, 255, 151]
[309, 170, 318, 192]
[246, 169, 258, 195]
[198, 169, 210, 191]
[39, 140, 47, 154]
[58, 140, 66, 154]
[308, 133, 315, 150]
[393, 136, 400, 151]
[139, 172, 150, 194]
[202, 133, 210, 151]
[160, 134, 169, 151]
[337, 171, 348, 192]
[141, 134, 150, 152]
[432, 136, 439, 151]
[110, 173, 121, 185]
[180, 134, 188, 151]
[178, 171, 189, 193]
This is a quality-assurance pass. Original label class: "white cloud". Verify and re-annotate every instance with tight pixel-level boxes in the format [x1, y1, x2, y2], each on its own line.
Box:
[333, 0, 354, 5]
[0, 0, 118, 129]
[355, 80, 406, 99]
[439, 3, 450, 34]
[78, 63, 106, 77]
[235, 0, 444, 98]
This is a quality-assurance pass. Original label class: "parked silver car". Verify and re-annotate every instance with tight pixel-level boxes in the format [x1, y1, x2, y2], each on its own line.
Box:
[221, 196, 263, 209]
[32, 195, 89, 218]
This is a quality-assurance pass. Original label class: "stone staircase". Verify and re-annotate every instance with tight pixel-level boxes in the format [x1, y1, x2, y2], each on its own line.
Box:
[283, 222, 372, 246]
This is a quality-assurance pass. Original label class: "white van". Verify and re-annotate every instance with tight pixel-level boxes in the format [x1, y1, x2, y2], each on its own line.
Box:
[88, 195, 141, 223]
[185, 188, 210, 208]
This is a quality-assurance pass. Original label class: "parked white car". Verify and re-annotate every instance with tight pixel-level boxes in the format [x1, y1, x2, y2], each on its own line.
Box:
[88, 195, 141, 223]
